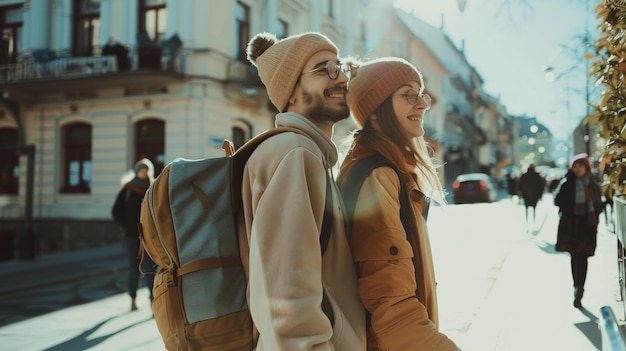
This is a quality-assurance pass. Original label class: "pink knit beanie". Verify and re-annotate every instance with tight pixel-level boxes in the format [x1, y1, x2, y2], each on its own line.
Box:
[247, 32, 338, 112]
[570, 153, 592, 170]
[347, 57, 424, 127]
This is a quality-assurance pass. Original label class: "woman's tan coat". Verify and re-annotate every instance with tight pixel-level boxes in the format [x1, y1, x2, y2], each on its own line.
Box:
[339, 153, 457, 351]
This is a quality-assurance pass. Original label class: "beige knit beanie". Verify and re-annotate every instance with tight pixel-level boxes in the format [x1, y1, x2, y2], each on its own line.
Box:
[347, 57, 423, 127]
[247, 32, 338, 112]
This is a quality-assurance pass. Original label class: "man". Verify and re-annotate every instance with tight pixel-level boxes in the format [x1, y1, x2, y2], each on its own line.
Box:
[240, 32, 366, 350]
[519, 164, 545, 229]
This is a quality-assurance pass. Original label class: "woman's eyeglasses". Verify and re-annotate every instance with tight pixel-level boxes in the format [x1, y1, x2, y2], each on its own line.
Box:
[393, 90, 432, 109]
[302, 61, 354, 80]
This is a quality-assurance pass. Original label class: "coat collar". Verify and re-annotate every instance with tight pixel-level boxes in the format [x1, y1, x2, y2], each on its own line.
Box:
[275, 112, 339, 167]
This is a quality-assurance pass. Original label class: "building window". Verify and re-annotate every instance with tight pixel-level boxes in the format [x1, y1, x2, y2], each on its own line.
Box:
[72, 0, 100, 57]
[135, 119, 165, 176]
[138, 0, 166, 44]
[61, 123, 92, 193]
[276, 19, 288, 39]
[232, 126, 246, 150]
[235, 1, 250, 62]
[0, 128, 18, 195]
[0, 5, 22, 65]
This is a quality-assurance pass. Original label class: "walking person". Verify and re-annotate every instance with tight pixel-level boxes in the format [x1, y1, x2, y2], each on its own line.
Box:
[243, 31, 366, 350]
[518, 164, 545, 229]
[111, 158, 157, 311]
[337, 57, 459, 350]
[554, 153, 602, 308]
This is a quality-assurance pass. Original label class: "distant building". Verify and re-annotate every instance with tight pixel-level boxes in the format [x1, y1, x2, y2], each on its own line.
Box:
[514, 116, 554, 169]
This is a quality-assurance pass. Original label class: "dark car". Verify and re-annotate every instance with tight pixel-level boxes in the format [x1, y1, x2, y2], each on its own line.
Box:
[452, 173, 497, 204]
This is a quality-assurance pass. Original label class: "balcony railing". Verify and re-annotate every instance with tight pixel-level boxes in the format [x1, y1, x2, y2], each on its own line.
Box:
[0, 46, 186, 83]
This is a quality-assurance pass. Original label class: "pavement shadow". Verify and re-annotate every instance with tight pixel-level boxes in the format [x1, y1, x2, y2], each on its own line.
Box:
[42, 314, 153, 351]
[527, 212, 571, 256]
[574, 307, 601, 350]
[533, 239, 559, 254]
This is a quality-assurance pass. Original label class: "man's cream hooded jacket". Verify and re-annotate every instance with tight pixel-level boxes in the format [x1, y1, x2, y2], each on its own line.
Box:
[237, 113, 366, 351]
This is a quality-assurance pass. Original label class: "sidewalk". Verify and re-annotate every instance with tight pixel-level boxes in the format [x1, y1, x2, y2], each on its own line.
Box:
[0, 243, 162, 351]
[451, 195, 626, 351]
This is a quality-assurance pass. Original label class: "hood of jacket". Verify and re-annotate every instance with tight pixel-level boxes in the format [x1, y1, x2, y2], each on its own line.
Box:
[275, 112, 338, 167]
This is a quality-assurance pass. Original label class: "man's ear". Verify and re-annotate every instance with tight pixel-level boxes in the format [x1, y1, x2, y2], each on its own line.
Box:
[285, 90, 298, 111]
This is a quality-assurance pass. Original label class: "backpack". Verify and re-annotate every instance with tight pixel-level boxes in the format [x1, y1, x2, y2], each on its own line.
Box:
[138, 127, 333, 351]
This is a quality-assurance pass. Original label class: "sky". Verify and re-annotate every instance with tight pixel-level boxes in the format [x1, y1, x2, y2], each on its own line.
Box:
[393, 0, 599, 140]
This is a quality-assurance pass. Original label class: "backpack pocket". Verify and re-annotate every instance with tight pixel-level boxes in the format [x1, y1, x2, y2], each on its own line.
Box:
[152, 268, 254, 351]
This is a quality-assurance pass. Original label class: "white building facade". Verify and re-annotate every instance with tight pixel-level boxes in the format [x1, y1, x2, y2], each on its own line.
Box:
[0, 0, 506, 258]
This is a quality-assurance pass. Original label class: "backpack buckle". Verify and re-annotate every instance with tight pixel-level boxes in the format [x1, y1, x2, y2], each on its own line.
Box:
[166, 268, 177, 287]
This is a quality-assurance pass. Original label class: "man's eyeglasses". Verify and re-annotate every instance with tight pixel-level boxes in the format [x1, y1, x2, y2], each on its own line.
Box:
[302, 61, 354, 80]
[393, 90, 432, 109]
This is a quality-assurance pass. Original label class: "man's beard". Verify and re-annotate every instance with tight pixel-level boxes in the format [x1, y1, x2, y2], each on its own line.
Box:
[301, 88, 349, 124]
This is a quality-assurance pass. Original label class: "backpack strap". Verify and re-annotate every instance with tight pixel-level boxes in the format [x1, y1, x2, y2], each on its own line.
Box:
[320, 168, 333, 255]
[341, 155, 413, 239]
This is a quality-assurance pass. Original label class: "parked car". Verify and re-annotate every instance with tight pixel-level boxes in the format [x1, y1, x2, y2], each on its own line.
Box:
[452, 173, 498, 204]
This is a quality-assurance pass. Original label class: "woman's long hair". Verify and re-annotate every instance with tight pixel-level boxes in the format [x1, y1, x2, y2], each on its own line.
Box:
[338, 97, 446, 205]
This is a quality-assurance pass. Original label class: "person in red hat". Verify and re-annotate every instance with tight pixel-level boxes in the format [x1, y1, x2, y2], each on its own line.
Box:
[554, 153, 602, 308]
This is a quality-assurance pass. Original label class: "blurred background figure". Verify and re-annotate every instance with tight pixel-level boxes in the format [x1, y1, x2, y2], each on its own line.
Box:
[506, 172, 519, 204]
[600, 172, 615, 230]
[554, 153, 602, 309]
[518, 164, 545, 230]
[102, 37, 130, 71]
[111, 158, 157, 311]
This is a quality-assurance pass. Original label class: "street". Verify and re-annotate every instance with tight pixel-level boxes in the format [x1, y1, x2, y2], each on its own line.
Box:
[0, 191, 624, 350]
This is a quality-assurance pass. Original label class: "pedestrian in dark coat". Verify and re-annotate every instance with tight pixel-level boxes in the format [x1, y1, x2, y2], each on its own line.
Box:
[554, 153, 602, 308]
[519, 164, 545, 227]
[111, 158, 157, 311]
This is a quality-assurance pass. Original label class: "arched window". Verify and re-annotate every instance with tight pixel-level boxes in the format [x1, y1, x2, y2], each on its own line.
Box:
[135, 118, 165, 176]
[0, 128, 18, 194]
[61, 122, 92, 193]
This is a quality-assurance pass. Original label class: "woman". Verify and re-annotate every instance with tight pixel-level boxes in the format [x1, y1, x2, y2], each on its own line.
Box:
[112, 158, 158, 311]
[337, 57, 458, 350]
[554, 153, 602, 308]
